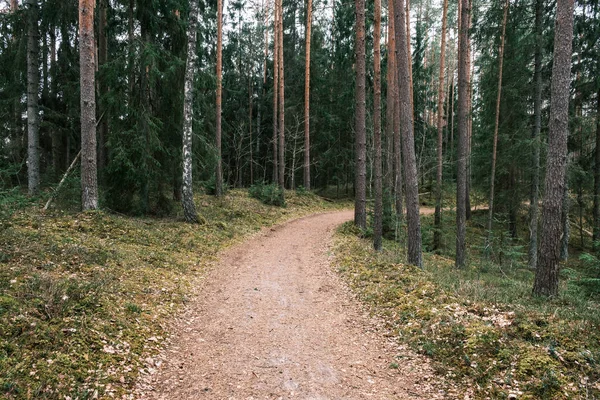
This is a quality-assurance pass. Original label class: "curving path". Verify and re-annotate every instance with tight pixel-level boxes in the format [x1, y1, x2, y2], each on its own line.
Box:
[135, 211, 443, 399]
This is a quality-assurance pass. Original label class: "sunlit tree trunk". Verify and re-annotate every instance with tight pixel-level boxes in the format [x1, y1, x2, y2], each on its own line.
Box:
[394, 0, 422, 267]
[182, 0, 200, 223]
[303, 0, 312, 190]
[354, 0, 367, 229]
[486, 0, 509, 246]
[79, 0, 98, 210]
[272, 0, 279, 184]
[374, 0, 383, 250]
[455, 0, 469, 268]
[27, 0, 40, 196]
[533, 0, 574, 297]
[216, 0, 224, 196]
[277, 0, 285, 190]
[433, 0, 448, 251]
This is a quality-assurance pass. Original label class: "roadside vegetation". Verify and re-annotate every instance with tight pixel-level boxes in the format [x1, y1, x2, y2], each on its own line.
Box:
[334, 198, 600, 399]
[0, 189, 346, 399]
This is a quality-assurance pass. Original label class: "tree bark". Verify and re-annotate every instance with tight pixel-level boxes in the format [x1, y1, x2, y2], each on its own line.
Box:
[529, 0, 543, 268]
[455, 0, 469, 269]
[216, 0, 224, 196]
[374, 0, 383, 250]
[27, 0, 40, 196]
[277, 0, 285, 191]
[354, 0, 367, 229]
[303, 0, 312, 190]
[394, 0, 422, 267]
[595, 88, 600, 243]
[486, 0, 509, 245]
[385, 1, 395, 197]
[433, 0, 449, 251]
[79, 0, 99, 210]
[272, 0, 279, 184]
[533, 0, 574, 297]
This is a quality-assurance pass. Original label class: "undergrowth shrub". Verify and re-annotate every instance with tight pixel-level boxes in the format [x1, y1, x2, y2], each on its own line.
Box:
[248, 182, 285, 207]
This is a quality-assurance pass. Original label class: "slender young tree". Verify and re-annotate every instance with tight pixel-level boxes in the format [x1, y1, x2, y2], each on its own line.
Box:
[216, 0, 224, 196]
[385, 0, 395, 195]
[27, 0, 40, 196]
[97, 0, 108, 173]
[181, 0, 201, 223]
[394, 0, 422, 267]
[486, 0, 509, 246]
[374, 0, 383, 250]
[595, 89, 600, 243]
[354, 0, 367, 229]
[304, 0, 312, 190]
[533, 0, 574, 297]
[272, 0, 279, 183]
[529, 0, 543, 268]
[433, 0, 449, 251]
[277, 0, 285, 190]
[455, 0, 470, 269]
[79, 0, 98, 210]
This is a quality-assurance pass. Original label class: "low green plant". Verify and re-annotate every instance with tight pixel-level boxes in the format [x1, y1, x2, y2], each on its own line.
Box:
[248, 182, 285, 207]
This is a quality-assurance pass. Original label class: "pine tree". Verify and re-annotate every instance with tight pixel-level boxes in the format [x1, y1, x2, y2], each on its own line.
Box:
[26, 0, 40, 196]
[533, 0, 575, 297]
[79, 0, 98, 210]
[374, 0, 383, 250]
[394, 0, 422, 267]
[354, 0, 367, 229]
[304, 0, 312, 190]
[216, 0, 224, 197]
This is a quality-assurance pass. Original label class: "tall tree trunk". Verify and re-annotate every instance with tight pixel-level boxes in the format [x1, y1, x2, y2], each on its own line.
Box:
[594, 89, 600, 244]
[433, 0, 449, 251]
[303, 0, 312, 190]
[389, 0, 403, 221]
[533, 0, 574, 297]
[394, 0, 422, 267]
[455, 0, 470, 269]
[374, 0, 383, 250]
[385, 2, 395, 196]
[277, 0, 285, 190]
[249, 69, 254, 186]
[216, 0, 224, 196]
[79, 0, 98, 210]
[272, 0, 279, 184]
[465, 0, 473, 221]
[529, 0, 544, 268]
[486, 0, 509, 246]
[97, 0, 108, 174]
[27, 0, 40, 196]
[354, 0, 367, 229]
[182, 0, 200, 223]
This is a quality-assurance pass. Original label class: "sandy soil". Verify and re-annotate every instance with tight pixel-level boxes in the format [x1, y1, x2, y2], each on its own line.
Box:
[135, 211, 444, 399]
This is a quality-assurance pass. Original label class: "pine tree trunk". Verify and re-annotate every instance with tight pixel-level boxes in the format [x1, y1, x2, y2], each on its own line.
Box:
[216, 0, 224, 196]
[385, 2, 395, 196]
[354, 0, 367, 229]
[27, 0, 40, 196]
[277, 0, 285, 191]
[594, 88, 600, 243]
[465, 0, 473, 221]
[455, 0, 469, 269]
[529, 0, 543, 268]
[303, 0, 312, 190]
[486, 0, 509, 245]
[374, 0, 383, 250]
[79, 0, 98, 210]
[272, 0, 279, 184]
[394, 0, 422, 267]
[433, 0, 448, 251]
[181, 0, 200, 223]
[533, 0, 574, 297]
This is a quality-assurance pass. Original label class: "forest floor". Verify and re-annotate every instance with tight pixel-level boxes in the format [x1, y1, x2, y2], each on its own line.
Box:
[133, 210, 446, 399]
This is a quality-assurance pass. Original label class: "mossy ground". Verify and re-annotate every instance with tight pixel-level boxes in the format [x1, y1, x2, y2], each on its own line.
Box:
[334, 213, 600, 399]
[0, 189, 347, 399]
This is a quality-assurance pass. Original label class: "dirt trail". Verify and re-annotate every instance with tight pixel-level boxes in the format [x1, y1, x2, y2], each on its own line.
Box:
[135, 211, 443, 399]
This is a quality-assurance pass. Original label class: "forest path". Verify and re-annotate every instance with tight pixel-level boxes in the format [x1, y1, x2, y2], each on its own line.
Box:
[135, 210, 442, 400]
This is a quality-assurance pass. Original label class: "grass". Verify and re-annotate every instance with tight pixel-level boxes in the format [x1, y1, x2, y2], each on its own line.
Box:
[333, 209, 600, 399]
[0, 189, 348, 399]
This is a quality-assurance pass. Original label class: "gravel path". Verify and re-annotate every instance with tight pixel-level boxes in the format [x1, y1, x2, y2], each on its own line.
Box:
[135, 211, 443, 399]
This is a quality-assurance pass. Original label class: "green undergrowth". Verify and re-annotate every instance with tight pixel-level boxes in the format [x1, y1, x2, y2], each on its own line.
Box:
[0, 189, 347, 399]
[334, 222, 600, 399]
